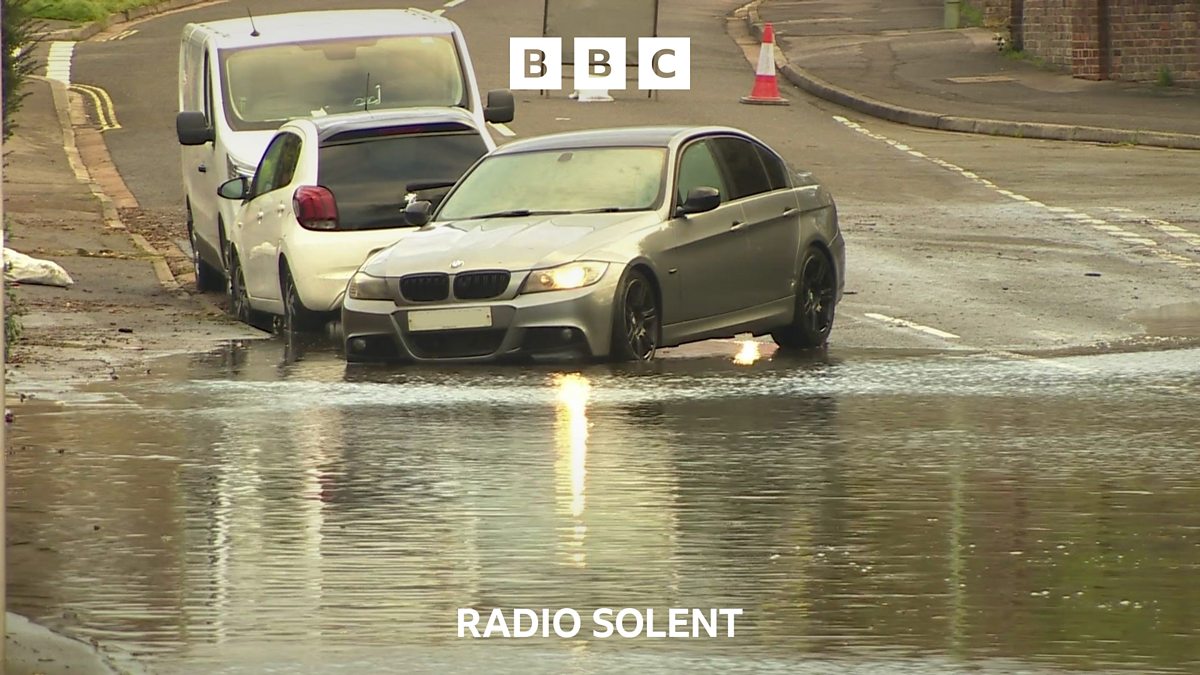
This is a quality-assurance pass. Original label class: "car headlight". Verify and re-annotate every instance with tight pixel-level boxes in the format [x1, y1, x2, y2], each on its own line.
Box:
[522, 262, 609, 294]
[347, 271, 391, 301]
[226, 154, 255, 179]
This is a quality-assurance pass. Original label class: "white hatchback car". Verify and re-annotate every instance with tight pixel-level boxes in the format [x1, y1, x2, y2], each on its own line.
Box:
[216, 108, 495, 333]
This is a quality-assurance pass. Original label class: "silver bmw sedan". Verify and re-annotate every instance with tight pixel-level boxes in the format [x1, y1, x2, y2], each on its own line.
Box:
[340, 125, 845, 363]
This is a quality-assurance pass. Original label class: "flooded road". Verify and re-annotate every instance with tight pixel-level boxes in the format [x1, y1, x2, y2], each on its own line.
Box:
[7, 341, 1200, 674]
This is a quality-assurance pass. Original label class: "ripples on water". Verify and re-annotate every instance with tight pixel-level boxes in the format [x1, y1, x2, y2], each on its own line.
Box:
[7, 345, 1200, 673]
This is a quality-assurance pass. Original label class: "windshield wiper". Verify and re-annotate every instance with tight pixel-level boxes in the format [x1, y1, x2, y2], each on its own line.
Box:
[467, 209, 570, 219]
[569, 207, 646, 214]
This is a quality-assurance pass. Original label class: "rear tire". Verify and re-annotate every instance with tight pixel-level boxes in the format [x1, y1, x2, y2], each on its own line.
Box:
[609, 268, 660, 362]
[188, 205, 223, 292]
[772, 247, 837, 350]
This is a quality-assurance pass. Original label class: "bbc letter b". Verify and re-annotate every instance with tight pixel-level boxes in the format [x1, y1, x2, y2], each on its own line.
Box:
[574, 38, 626, 91]
[510, 38, 562, 90]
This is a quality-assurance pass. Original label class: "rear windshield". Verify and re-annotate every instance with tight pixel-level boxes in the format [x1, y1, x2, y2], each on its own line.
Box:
[318, 132, 489, 230]
[219, 35, 468, 131]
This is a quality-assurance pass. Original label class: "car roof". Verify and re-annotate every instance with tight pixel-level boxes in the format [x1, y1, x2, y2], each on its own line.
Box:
[188, 9, 454, 50]
[290, 107, 482, 142]
[489, 126, 758, 155]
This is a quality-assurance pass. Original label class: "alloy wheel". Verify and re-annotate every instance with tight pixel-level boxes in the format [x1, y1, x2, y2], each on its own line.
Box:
[623, 276, 659, 360]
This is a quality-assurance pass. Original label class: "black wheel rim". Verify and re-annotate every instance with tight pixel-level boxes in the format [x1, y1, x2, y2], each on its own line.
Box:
[800, 253, 835, 336]
[624, 278, 658, 360]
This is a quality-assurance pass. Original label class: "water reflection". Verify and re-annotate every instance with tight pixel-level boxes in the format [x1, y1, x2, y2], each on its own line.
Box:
[5, 343, 1200, 673]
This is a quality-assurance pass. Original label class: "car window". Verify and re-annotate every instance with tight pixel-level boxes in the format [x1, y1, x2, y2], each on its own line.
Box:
[711, 136, 772, 200]
[755, 143, 791, 191]
[219, 35, 468, 132]
[250, 132, 296, 197]
[319, 131, 489, 230]
[675, 140, 726, 206]
[436, 147, 667, 220]
[275, 134, 302, 187]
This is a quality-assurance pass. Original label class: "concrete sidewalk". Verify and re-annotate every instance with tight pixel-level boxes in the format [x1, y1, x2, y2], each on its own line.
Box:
[748, 0, 1200, 149]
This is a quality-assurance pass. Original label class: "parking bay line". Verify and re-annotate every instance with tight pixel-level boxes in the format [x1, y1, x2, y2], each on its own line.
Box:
[863, 313, 960, 340]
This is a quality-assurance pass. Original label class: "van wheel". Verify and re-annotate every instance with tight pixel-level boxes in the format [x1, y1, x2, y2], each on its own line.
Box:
[188, 205, 223, 292]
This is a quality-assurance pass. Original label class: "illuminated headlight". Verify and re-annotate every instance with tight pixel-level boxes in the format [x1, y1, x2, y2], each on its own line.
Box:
[226, 154, 255, 179]
[347, 271, 391, 301]
[522, 262, 609, 294]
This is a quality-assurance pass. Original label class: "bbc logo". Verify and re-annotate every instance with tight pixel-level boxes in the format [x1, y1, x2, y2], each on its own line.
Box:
[510, 37, 691, 91]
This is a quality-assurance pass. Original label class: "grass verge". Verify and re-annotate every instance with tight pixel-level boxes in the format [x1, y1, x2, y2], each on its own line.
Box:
[26, 0, 160, 23]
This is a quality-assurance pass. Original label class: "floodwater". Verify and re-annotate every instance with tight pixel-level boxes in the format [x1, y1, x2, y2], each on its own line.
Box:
[7, 340, 1200, 674]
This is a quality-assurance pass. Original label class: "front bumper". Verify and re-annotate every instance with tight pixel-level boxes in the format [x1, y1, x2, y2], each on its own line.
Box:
[341, 276, 620, 363]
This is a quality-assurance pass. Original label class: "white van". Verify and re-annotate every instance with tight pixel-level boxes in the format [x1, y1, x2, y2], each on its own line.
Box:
[176, 8, 514, 291]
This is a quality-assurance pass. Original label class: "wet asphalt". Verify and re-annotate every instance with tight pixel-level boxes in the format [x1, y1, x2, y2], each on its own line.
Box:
[7, 339, 1200, 674]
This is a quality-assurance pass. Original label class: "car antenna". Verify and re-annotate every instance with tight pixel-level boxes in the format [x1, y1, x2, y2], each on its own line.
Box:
[246, 8, 260, 37]
[363, 72, 371, 111]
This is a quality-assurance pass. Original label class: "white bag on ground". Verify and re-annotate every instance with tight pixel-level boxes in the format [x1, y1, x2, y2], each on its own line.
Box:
[4, 247, 75, 287]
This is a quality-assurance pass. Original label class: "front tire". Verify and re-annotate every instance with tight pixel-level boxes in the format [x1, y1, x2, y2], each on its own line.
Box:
[188, 205, 223, 292]
[772, 247, 837, 350]
[227, 248, 271, 331]
[610, 268, 660, 361]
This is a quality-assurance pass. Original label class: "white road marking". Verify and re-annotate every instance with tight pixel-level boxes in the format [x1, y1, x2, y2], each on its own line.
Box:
[863, 313, 960, 340]
[489, 122, 516, 137]
[98, 29, 138, 42]
[831, 115, 1199, 271]
[46, 41, 75, 85]
[444, 0, 466, 6]
[432, 8, 445, 15]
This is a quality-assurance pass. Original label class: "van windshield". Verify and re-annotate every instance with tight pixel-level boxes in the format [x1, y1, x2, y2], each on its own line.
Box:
[218, 35, 468, 131]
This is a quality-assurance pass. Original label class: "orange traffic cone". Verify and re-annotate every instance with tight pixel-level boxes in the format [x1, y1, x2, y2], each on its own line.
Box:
[741, 23, 789, 105]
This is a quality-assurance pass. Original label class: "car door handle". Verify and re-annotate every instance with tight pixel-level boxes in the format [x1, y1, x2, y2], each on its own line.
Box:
[197, 163, 207, 173]
[782, 208, 799, 217]
[730, 220, 746, 231]
[256, 210, 264, 221]
[276, 203, 287, 215]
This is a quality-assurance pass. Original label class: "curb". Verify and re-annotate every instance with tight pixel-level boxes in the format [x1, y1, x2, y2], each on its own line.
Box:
[41, 0, 212, 41]
[44, 77, 186, 296]
[743, 1, 1200, 151]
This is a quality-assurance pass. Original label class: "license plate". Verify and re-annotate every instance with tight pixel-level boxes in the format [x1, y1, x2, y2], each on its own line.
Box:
[407, 307, 493, 332]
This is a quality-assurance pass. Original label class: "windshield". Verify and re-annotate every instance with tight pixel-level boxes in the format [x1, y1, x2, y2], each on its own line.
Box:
[435, 147, 668, 221]
[219, 36, 467, 131]
[319, 131, 488, 231]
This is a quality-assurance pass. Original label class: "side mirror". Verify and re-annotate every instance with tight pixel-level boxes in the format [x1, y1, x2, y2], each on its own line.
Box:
[484, 89, 515, 124]
[218, 176, 250, 201]
[176, 111, 214, 146]
[676, 186, 721, 216]
[404, 200, 433, 227]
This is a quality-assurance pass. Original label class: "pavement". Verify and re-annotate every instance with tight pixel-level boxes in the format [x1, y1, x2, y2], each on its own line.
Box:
[748, 0, 1200, 149]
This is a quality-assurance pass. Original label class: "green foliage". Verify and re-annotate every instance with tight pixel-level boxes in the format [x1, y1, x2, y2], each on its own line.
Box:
[960, 4, 984, 28]
[4, 286, 22, 348]
[2, 0, 43, 141]
[25, 0, 158, 22]
[1156, 65, 1175, 87]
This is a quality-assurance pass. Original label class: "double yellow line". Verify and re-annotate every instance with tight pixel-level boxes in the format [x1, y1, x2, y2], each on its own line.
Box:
[69, 83, 121, 131]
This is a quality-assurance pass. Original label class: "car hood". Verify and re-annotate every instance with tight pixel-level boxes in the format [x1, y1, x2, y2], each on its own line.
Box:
[364, 212, 660, 276]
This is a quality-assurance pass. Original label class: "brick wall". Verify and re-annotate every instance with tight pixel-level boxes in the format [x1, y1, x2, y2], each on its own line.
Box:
[971, 0, 1200, 82]
[1106, 1, 1199, 81]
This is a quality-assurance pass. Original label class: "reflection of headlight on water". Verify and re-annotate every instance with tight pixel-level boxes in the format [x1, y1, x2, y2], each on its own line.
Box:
[554, 373, 590, 518]
[733, 339, 761, 365]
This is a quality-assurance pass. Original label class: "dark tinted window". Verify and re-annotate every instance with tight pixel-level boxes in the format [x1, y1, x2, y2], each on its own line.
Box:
[251, 132, 300, 197]
[318, 132, 488, 230]
[711, 136, 771, 200]
[755, 143, 790, 190]
[676, 140, 726, 205]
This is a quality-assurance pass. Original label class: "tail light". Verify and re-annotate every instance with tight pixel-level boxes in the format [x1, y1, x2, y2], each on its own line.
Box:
[293, 186, 339, 230]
